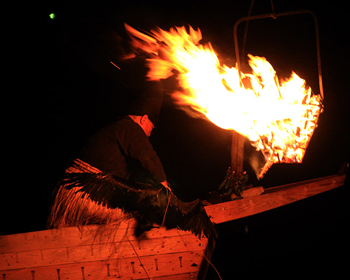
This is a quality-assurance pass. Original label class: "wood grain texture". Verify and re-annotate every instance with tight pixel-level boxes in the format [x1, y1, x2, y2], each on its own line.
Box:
[205, 174, 346, 224]
[0, 220, 209, 280]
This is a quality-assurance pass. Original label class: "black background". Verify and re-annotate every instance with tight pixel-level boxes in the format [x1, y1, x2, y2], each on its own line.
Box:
[5, 0, 350, 278]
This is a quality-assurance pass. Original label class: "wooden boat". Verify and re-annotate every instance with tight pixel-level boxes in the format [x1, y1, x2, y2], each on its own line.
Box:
[0, 173, 346, 280]
[0, 220, 213, 280]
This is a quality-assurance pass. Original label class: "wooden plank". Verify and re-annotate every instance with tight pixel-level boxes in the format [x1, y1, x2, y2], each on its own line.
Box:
[230, 186, 264, 199]
[150, 273, 198, 280]
[0, 232, 207, 270]
[117, 251, 205, 279]
[205, 174, 346, 224]
[0, 250, 205, 280]
[0, 220, 194, 254]
[0, 222, 129, 254]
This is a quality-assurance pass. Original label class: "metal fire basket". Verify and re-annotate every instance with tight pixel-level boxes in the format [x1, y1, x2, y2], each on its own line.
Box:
[230, 10, 324, 174]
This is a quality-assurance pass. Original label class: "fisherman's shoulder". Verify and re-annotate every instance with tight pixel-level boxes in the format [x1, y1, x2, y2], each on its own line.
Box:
[106, 116, 143, 135]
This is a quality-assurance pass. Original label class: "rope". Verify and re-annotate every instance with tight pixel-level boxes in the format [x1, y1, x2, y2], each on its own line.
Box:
[270, 0, 275, 13]
[126, 224, 151, 279]
[241, 0, 276, 60]
[160, 187, 171, 228]
[241, 0, 255, 61]
[202, 253, 223, 280]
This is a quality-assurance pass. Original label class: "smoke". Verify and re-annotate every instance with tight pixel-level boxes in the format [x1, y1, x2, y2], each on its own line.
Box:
[247, 151, 266, 179]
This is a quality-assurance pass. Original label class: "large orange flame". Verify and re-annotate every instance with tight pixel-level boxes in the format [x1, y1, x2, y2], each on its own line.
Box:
[125, 24, 323, 178]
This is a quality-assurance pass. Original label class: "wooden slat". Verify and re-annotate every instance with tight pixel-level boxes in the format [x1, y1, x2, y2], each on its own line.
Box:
[0, 223, 129, 254]
[0, 220, 194, 254]
[0, 229, 207, 271]
[205, 174, 346, 224]
[118, 251, 205, 279]
[230, 186, 264, 199]
[0, 250, 205, 280]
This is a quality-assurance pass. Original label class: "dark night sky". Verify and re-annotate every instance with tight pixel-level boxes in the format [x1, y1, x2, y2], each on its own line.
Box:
[4, 0, 350, 278]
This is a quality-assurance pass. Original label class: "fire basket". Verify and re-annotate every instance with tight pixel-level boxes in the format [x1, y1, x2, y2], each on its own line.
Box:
[231, 9, 324, 177]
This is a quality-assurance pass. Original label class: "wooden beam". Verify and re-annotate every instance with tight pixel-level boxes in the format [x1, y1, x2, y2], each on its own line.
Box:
[231, 131, 244, 173]
[205, 174, 346, 224]
[230, 186, 264, 200]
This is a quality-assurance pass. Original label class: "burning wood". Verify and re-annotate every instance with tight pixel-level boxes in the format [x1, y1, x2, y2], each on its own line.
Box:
[125, 24, 323, 178]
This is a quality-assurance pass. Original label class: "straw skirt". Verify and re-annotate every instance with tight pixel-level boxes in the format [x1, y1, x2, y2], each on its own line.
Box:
[47, 159, 128, 229]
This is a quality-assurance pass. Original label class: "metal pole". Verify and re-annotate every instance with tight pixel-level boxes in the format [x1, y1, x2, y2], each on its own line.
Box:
[233, 10, 324, 99]
[231, 131, 244, 173]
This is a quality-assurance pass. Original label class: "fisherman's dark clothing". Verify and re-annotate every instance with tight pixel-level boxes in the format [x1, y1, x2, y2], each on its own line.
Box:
[79, 116, 166, 184]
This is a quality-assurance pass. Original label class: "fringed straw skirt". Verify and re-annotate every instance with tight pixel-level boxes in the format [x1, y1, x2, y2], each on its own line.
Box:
[47, 159, 128, 229]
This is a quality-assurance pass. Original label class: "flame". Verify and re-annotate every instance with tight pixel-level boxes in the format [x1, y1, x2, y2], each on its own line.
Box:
[125, 24, 323, 178]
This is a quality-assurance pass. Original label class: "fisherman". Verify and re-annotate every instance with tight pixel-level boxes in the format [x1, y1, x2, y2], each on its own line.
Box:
[78, 92, 169, 188]
[48, 52, 170, 229]
[47, 27, 215, 239]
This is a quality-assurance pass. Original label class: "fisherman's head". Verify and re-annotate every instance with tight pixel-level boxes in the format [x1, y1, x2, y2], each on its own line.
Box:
[126, 85, 163, 136]
[129, 114, 154, 137]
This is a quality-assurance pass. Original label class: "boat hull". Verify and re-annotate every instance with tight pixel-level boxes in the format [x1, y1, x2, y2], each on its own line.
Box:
[0, 220, 211, 280]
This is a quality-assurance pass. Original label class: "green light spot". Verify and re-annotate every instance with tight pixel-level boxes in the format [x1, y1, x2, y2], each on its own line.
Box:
[49, 13, 55, 20]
